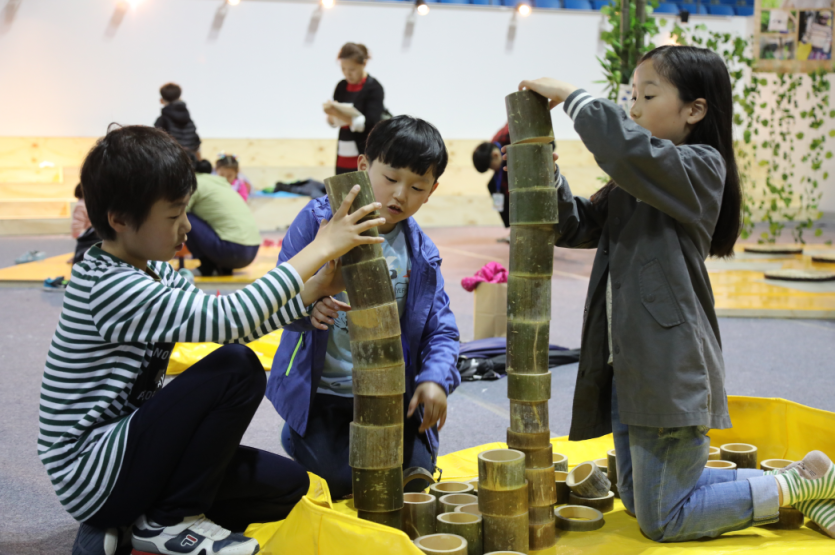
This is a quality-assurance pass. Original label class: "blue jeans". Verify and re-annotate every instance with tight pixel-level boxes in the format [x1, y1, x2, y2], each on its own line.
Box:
[186, 214, 259, 273]
[281, 393, 434, 499]
[611, 379, 780, 542]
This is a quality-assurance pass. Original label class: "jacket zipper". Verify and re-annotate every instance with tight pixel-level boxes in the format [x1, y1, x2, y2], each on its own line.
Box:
[285, 332, 304, 376]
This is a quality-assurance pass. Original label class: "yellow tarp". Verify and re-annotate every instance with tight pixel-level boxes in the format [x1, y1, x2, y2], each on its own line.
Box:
[245, 396, 835, 555]
[166, 330, 283, 375]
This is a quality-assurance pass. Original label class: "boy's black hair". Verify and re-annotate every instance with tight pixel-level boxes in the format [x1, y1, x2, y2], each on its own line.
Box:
[364, 115, 448, 181]
[74, 183, 83, 200]
[81, 125, 197, 241]
[195, 160, 213, 174]
[160, 83, 182, 102]
[472, 142, 496, 173]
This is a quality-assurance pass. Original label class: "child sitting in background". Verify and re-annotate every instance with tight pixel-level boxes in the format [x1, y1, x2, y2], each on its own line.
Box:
[71, 184, 90, 239]
[216, 153, 252, 202]
[154, 82, 201, 157]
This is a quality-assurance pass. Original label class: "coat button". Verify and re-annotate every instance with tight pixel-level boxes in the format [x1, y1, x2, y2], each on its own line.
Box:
[646, 294, 656, 303]
[614, 282, 621, 290]
[614, 345, 620, 354]
[603, 249, 608, 255]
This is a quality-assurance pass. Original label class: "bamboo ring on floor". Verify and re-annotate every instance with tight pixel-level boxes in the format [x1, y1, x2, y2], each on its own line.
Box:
[705, 460, 737, 469]
[567, 461, 611, 498]
[568, 491, 615, 513]
[811, 252, 835, 263]
[764, 268, 835, 282]
[554, 505, 605, 532]
[553, 453, 568, 472]
[709, 446, 721, 460]
[719, 443, 758, 469]
[761, 459, 795, 472]
[414, 533, 468, 555]
[744, 244, 803, 254]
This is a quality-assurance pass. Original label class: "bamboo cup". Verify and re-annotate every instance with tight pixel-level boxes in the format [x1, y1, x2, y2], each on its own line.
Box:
[567, 461, 611, 498]
[553, 453, 568, 472]
[440, 494, 479, 514]
[455, 503, 482, 517]
[437, 513, 483, 555]
[720, 443, 758, 469]
[709, 446, 721, 460]
[403, 493, 437, 540]
[761, 459, 794, 472]
[705, 460, 737, 470]
[414, 534, 469, 555]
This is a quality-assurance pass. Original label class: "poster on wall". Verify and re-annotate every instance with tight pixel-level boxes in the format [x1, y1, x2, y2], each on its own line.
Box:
[755, 0, 834, 70]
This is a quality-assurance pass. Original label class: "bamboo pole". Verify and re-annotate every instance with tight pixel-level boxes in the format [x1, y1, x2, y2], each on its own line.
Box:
[504, 91, 558, 551]
[325, 170, 405, 529]
[478, 449, 528, 553]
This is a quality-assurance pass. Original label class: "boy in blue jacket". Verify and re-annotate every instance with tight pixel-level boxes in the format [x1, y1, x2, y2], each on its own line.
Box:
[266, 116, 461, 498]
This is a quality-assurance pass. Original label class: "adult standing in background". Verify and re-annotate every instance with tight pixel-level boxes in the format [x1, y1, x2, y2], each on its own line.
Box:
[323, 43, 385, 175]
[472, 124, 512, 242]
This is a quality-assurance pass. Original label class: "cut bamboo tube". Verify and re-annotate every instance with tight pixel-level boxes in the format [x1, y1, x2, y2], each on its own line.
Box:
[509, 401, 549, 434]
[436, 513, 483, 555]
[477, 450, 527, 491]
[482, 514, 529, 554]
[430, 482, 475, 515]
[507, 276, 552, 322]
[506, 428, 551, 450]
[439, 494, 479, 514]
[528, 505, 556, 548]
[352, 467, 404, 512]
[554, 471, 569, 505]
[569, 491, 615, 513]
[467, 478, 479, 495]
[763, 507, 805, 530]
[567, 462, 611, 498]
[594, 458, 608, 473]
[509, 190, 559, 226]
[506, 321, 550, 375]
[515, 446, 553, 469]
[709, 446, 721, 460]
[505, 90, 555, 144]
[414, 534, 468, 555]
[554, 505, 605, 532]
[553, 453, 568, 473]
[607, 449, 619, 498]
[325, 170, 405, 529]
[761, 459, 794, 472]
[505, 142, 555, 191]
[359, 509, 404, 529]
[478, 483, 529, 516]
[720, 443, 758, 469]
[403, 493, 437, 540]
[507, 372, 551, 402]
[526, 466, 557, 507]
[456, 503, 482, 517]
[508, 226, 558, 275]
[353, 395, 403, 426]
[705, 460, 737, 470]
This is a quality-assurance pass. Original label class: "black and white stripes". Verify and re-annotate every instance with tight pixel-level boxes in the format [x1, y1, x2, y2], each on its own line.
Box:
[564, 90, 596, 121]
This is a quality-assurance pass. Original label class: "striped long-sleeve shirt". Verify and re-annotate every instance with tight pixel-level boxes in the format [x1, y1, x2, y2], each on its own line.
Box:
[38, 246, 307, 521]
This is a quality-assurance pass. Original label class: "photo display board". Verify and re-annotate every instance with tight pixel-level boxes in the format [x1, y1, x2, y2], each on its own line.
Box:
[755, 0, 835, 71]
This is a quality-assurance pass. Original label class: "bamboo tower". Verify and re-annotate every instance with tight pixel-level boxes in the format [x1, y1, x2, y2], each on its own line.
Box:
[477, 449, 529, 553]
[324, 171, 405, 529]
[504, 90, 559, 551]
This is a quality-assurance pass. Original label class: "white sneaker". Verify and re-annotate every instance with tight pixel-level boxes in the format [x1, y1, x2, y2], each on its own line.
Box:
[131, 514, 260, 555]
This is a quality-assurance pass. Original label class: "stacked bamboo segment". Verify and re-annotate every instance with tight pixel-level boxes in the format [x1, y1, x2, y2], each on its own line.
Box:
[504, 90, 559, 551]
[478, 449, 529, 553]
[324, 171, 405, 529]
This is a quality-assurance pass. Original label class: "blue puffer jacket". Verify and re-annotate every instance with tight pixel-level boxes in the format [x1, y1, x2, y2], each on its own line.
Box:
[265, 197, 461, 458]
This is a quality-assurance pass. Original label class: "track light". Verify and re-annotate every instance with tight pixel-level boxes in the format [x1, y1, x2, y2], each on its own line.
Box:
[416, 0, 429, 15]
[679, 9, 690, 22]
[516, 1, 531, 16]
[125, 0, 143, 8]
[321, 0, 335, 8]
[227, 0, 241, 5]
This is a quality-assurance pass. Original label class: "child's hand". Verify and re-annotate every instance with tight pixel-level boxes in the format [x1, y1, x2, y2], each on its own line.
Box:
[310, 296, 351, 330]
[302, 259, 347, 306]
[518, 78, 579, 109]
[408, 382, 448, 433]
[314, 185, 385, 260]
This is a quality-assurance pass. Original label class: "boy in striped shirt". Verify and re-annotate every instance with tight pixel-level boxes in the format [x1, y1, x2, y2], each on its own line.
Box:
[39, 126, 384, 555]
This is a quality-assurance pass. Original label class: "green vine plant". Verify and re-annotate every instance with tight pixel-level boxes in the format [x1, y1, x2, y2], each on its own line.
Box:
[670, 23, 832, 244]
[598, 0, 662, 102]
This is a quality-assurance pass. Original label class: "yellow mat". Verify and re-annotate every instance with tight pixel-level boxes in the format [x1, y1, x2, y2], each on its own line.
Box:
[166, 330, 283, 375]
[0, 246, 281, 285]
[245, 396, 835, 555]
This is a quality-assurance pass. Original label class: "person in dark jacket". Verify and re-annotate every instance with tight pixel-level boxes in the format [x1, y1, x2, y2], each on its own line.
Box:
[154, 82, 201, 155]
[472, 124, 512, 241]
[323, 43, 385, 175]
[516, 46, 835, 543]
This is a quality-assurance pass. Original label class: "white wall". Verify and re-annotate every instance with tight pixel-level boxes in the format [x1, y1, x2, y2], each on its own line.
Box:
[0, 0, 750, 140]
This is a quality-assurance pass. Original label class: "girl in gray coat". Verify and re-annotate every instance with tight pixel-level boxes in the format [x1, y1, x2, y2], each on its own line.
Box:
[516, 46, 835, 542]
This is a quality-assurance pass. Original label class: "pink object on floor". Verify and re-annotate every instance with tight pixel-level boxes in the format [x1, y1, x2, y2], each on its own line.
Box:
[461, 261, 508, 292]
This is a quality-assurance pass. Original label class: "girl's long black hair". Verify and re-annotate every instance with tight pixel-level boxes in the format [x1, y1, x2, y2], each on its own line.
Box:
[591, 45, 742, 258]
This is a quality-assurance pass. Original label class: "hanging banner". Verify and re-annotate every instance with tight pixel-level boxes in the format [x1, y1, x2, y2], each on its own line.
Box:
[755, 0, 835, 71]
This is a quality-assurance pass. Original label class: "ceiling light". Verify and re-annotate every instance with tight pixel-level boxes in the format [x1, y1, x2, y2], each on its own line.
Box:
[321, 0, 335, 8]
[517, 1, 531, 16]
[227, 0, 241, 5]
[416, 0, 429, 15]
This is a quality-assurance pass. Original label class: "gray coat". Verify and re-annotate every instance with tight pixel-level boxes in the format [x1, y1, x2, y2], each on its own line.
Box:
[558, 90, 732, 441]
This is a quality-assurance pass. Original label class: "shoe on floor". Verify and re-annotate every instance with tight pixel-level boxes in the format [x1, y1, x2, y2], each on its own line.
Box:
[72, 523, 132, 555]
[43, 276, 69, 292]
[132, 514, 260, 555]
[15, 250, 47, 264]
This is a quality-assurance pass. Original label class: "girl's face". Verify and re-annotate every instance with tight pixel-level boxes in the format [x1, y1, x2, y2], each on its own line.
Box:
[630, 60, 707, 145]
[340, 59, 366, 85]
[217, 166, 237, 184]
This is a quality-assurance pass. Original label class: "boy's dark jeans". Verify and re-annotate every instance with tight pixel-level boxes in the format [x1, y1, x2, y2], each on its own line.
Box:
[85, 344, 309, 532]
[186, 214, 259, 274]
[283, 393, 434, 499]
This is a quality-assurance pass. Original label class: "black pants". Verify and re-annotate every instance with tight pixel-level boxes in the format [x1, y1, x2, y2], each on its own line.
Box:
[486, 182, 510, 228]
[185, 214, 259, 275]
[86, 344, 309, 532]
[284, 393, 434, 500]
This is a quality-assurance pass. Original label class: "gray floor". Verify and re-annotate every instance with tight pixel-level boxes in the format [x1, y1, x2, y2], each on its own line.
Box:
[0, 229, 833, 554]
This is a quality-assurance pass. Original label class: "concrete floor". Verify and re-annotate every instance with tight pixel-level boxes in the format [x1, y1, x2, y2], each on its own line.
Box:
[1, 228, 834, 554]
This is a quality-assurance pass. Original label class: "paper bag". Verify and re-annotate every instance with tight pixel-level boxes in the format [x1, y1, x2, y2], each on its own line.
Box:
[473, 282, 507, 340]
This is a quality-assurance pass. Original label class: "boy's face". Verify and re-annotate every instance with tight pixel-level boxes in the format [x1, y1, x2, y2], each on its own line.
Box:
[111, 197, 191, 268]
[489, 148, 503, 172]
[217, 166, 237, 184]
[358, 155, 438, 234]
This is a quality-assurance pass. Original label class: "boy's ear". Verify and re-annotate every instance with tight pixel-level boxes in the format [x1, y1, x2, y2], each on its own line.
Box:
[357, 155, 369, 171]
[108, 211, 130, 234]
[424, 182, 440, 203]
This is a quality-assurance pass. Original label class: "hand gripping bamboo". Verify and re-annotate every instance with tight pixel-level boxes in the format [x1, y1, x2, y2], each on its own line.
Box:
[504, 89, 559, 551]
[325, 171, 405, 529]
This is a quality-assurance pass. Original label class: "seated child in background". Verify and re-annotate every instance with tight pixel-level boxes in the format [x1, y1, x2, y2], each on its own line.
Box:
[70, 183, 100, 264]
[154, 82, 201, 156]
[266, 115, 461, 499]
[41, 125, 385, 555]
[472, 124, 511, 237]
[186, 161, 262, 276]
[216, 153, 252, 202]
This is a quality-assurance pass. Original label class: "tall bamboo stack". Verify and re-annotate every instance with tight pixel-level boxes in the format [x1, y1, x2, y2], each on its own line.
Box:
[324, 171, 405, 529]
[504, 90, 559, 551]
[478, 449, 529, 553]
